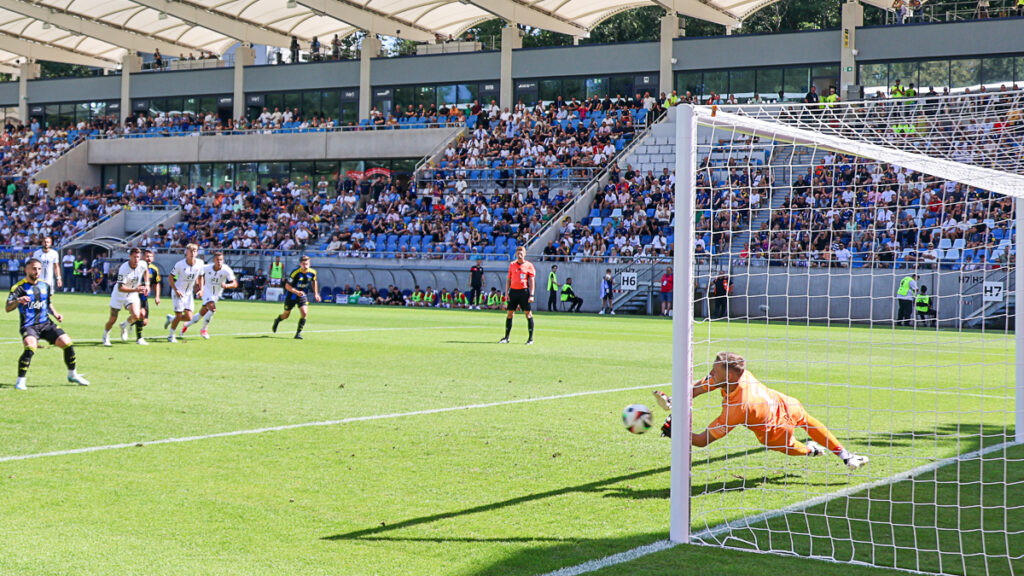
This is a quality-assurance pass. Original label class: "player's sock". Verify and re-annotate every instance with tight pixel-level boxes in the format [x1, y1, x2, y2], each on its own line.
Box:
[18, 346, 34, 378]
[202, 311, 214, 328]
[135, 320, 144, 339]
[63, 346, 77, 371]
[504, 318, 512, 339]
[837, 448, 852, 461]
[296, 318, 306, 335]
[527, 317, 534, 339]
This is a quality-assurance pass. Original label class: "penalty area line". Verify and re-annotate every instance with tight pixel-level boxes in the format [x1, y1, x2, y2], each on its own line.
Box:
[538, 440, 1019, 576]
[0, 383, 664, 464]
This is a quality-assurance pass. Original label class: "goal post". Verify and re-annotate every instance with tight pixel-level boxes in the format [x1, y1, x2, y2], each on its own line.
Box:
[669, 99, 1024, 574]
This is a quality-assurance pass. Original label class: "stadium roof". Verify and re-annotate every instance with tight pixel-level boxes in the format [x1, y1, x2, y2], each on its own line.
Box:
[0, 0, 894, 70]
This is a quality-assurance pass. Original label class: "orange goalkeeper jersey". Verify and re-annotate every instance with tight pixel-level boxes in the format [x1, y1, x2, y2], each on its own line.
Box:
[707, 371, 807, 440]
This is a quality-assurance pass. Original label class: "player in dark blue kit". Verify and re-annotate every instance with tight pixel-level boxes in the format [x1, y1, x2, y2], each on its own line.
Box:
[5, 258, 89, 390]
[271, 256, 321, 339]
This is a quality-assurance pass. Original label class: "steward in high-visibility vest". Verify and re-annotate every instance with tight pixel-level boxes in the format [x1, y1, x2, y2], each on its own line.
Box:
[890, 80, 905, 99]
[411, 289, 423, 305]
[424, 289, 436, 306]
[898, 276, 914, 297]
[823, 87, 839, 108]
[915, 293, 931, 314]
[269, 259, 284, 287]
[440, 290, 451, 308]
[455, 291, 468, 308]
[547, 266, 559, 312]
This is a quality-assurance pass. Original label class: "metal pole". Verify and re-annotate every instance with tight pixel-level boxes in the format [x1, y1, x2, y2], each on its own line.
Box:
[670, 104, 696, 544]
[1015, 199, 1023, 442]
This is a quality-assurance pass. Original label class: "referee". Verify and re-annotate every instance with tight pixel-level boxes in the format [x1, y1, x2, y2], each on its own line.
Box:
[500, 246, 536, 345]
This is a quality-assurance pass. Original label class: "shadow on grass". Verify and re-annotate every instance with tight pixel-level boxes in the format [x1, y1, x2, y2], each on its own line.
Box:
[601, 472, 821, 501]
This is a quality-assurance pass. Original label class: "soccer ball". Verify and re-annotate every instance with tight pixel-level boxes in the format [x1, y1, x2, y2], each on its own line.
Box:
[622, 404, 653, 434]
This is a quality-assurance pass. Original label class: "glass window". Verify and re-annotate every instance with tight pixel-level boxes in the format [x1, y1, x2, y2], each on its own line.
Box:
[290, 161, 314, 185]
[436, 84, 456, 106]
[149, 98, 167, 117]
[76, 102, 91, 123]
[455, 84, 478, 107]
[585, 77, 607, 98]
[314, 161, 338, 194]
[302, 90, 321, 119]
[340, 101, 358, 126]
[1017, 57, 1024, 84]
[538, 79, 561, 104]
[58, 103, 75, 127]
[283, 92, 301, 115]
[183, 97, 198, 116]
[609, 74, 633, 99]
[859, 63, 888, 97]
[321, 90, 340, 121]
[981, 57, 1014, 89]
[235, 163, 258, 189]
[139, 164, 167, 187]
[393, 87, 414, 111]
[190, 164, 213, 188]
[702, 70, 728, 98]
[340, 160, 364, 180]
[918, 60, 949, 92]
[729, 69, 756, 101]
[211, 163, 233, 189]
[812, 65, 840, 81]
[265, 93, 283, 113]
[416, 86, 435, 107]
[783, 67, 809, 100]
[676, 71, 701, 97]
[889, 62, 918, 91]
[757, 68, 783, 100]
[562, 78, 584, 100]
[950, 58, 981, 90]
[119, 164, 139, 186]
[258, 162, 289, 186]
[167, 164, 188, 186]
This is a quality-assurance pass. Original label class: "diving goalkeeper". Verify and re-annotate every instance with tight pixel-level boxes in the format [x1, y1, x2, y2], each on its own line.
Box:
[654, 352, 869, 470]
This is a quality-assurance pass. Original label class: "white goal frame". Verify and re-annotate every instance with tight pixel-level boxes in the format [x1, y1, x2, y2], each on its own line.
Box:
[669, 102, 1024, 548]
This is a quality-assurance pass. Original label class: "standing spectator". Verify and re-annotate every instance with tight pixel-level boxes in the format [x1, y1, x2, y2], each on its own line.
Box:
[289, 36, 300, 63]
[310, 36, 321, 60]
[660, 266, 673, 317]
[896, 273, 918, 326]
[599, 269, 615, 315]
[712, 273, 731, 319]
[693, 279, 705, 319]
[154, 49, 163, 70]
[561, 278, 583, 313]
[977, 0, 989, 18]
[269, 256, 285, 288]
[331, 34, 341, 59]
[469, 259, 484, 310]
[61, 250, 75, 292]
[6, 255, 20, 288]
[546, 265, 559, 312]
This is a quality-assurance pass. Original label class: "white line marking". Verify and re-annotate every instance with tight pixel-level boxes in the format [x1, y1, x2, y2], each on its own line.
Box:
[0, 383, 662, 464]
[536, 440, 1018, 576]
[536, 540, 677, 576]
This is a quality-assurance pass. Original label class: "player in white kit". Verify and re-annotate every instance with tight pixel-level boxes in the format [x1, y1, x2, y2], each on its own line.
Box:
[163, 243, 205, 343]
[31, 236, 63, 291]
[182, 252, 237, 339]
[103, 248, 149, 347]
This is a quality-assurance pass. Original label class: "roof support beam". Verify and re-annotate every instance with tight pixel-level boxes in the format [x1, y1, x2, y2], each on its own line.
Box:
[294, 0, 435, 42]
[466, 0, 588, 37]
[653, 0, 740, 27]
[0, 0, 203, 55]
[0, 32, 116, 67]
[127, 0, 292, 47]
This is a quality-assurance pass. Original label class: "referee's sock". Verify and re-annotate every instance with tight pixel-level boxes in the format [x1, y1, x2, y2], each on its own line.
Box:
[527, 317, 534, 339]
[504, 318, 512, 339]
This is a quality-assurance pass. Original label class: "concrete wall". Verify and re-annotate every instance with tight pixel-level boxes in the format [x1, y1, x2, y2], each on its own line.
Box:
[858, 18, 1024, 61]
[130, 68, 233, 98]
[87, 126, 460, 165]
[27, 75, 121, 104]
[245, 60, 359, 92]
[674, 31, 839, 70]
[34, 142, 101, 188]
[376, 52, 500, 85]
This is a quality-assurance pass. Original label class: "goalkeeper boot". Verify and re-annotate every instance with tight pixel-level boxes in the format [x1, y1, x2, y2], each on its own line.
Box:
[804, 440, 827, 457]
[660, 415, 672, 438]
[845, 454, 870, 470]
[653, 390, 672, 412]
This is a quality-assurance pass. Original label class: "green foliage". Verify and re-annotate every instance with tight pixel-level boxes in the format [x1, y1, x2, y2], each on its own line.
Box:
[40, 61, 97, 79]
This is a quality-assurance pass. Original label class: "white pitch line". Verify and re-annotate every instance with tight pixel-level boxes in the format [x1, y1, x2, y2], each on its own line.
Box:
[0, 383, 662, 464]
[537, 440, 1018, 576]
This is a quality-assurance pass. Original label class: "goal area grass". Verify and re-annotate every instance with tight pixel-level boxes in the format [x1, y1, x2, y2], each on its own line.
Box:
[0, 295, 1016, 576]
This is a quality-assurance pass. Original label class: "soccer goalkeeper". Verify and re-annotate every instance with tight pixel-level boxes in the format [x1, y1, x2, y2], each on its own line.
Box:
[655, 351, 869, 470]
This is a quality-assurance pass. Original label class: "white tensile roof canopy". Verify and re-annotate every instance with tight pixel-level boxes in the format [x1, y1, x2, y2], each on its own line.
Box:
[0, 0, 894, 70]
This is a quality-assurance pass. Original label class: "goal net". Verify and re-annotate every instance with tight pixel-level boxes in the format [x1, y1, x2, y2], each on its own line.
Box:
[670, 96, 1024, 576]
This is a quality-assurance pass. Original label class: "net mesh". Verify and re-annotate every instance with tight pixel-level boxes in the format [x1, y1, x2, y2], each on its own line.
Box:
[678, 96, 1024, 576]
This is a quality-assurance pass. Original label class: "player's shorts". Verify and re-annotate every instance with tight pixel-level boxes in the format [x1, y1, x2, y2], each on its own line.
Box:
[284, 294, 309, 311]
[20, 321, 66, 345]
[110, 291, 141, 311]
[202, 288, 223, 306]
[661, 291, 673, 304]
[507, 288, 531, 311]
[140, 296, 150, 315]
[172, 293, 195, 313]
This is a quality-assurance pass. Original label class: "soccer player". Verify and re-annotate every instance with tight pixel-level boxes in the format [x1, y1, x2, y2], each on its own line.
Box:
[32, 236, 63, 291]
[500, 246, 535, 345]
[272, 255, 320, 339]
[163, 243, 205, 343]
[182, 252, 237, 339]
[103, 248, 149, 347]
[5, 258, 89, 390]
[137, 249, 161, 340]
[654, 352, 869, 470]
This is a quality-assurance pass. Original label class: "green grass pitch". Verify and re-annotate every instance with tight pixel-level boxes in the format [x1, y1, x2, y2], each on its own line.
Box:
[0, 295, 1019, 576]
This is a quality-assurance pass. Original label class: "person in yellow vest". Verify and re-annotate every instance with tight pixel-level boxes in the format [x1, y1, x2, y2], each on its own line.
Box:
[455, 290, 468, 308]
[890, 78, 905, 99]
[915, 285, 936, 326]
[268, 256, 284, 288]
[439, 289, 451, 309]
[560, 277, 583, 313]
[546, 265, 559, 312]
[486, 288, 500, 309]
[896, 273, 918, 326]
[410, 286, 423, 307]
[1018, 0, 1023, 17]
[424, 287, 436, 307]
[823, 86, 839, 108]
